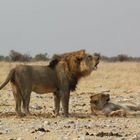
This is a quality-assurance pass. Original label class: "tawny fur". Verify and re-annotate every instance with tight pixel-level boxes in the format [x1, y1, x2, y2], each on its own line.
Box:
[90, 93, 140, 117]
[0, 50, 100, 117]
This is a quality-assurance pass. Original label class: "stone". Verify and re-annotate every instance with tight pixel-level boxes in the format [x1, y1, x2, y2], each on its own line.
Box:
[32, 103, 43, 110]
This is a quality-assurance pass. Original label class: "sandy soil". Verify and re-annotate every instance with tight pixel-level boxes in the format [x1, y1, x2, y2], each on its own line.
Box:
[0, 62, 140, 140]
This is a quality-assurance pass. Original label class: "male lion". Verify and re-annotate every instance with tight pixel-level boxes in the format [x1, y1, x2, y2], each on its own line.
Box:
[0, 50, 100, 117]
[90, 93, 140, 117]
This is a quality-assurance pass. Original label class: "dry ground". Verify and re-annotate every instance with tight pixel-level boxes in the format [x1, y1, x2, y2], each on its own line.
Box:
[0, 61, 140, 140]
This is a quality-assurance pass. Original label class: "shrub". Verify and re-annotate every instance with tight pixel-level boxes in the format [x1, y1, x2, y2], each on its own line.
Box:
[9, 50, 32, 62]
[33, 53, 49, 61]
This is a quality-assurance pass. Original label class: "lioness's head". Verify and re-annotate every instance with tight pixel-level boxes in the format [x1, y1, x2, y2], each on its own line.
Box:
[90, 93, 110, 110]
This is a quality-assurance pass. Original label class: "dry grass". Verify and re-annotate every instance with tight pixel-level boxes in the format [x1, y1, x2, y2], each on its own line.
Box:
[0, 61, 140, 139]
[77, 62, 140, 94]
[93, 62, 140, 90]
[0, 61, 49, 89]
[0, 61, 140, 92]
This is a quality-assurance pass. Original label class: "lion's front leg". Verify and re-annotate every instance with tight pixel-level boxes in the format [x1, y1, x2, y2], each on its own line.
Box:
[56, 65, 70, 117]
[109, 110, 127, 117]
[61, 91, 70, 117]
[53, 92, 60, 117]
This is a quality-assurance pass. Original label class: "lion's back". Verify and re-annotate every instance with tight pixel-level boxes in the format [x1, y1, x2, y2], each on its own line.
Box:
[13, 65, 58, 91]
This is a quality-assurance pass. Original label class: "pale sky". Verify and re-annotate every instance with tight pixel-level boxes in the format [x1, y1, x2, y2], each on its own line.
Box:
[0, 0, 140, 57]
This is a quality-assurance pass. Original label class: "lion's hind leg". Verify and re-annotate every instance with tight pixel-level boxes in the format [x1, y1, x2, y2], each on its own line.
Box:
[11, 83, 25, 117]
[109, 110, 127, 117]
[19, 87, 32, 116]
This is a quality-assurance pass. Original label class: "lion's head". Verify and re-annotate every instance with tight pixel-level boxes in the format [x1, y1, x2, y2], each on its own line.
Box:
[79, 53, 100, 76]
[90, 93, 110, 110]
[49, 50, 86, 68]
[49, 50, 100, 91]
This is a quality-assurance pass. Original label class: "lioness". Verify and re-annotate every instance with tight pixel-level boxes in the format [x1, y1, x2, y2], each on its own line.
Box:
[0, 50, 100, 117]
[90, 93, 140, 117]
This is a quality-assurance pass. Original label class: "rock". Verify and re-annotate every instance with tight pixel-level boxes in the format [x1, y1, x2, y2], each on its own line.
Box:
[16, 137, 24, 140]
[36, 128, 46, 132]
[81, 103, 86, 106]
[101, 90, 110, 93]
[38, 131, 45, 136]
[31, 127, 50, 134]
[43, 121, 50, 126]
[61, 136, 69, 140]
[132, 135, 137, 140]
[96, 132, 123, 137]
[4, 128, 11, 134]
[36, 95, 43, 99]
[116, 138, 126, 140]
[64, 125, 71, 128]
[90, 133, 94, 136]
[68, 121, 75, 124]
[77, 135, 86, 140]
[32, 103, 42, 110]
[85, 132, 90, 136]
[132, 135, 140, 140]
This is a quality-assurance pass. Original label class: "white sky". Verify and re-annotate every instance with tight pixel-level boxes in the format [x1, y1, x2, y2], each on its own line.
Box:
[0, 0, 140, 57]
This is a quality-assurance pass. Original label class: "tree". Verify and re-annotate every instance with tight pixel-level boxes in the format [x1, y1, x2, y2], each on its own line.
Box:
[33, 53, 49, 61]
[9, 50, 32, 62]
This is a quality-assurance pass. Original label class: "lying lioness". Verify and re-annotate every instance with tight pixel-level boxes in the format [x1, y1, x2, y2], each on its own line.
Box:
[90, 93, 140, 117]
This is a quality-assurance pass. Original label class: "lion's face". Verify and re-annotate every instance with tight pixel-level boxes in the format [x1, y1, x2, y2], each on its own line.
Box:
[49, 50, 100, 91]
[93, 54, 100, 69]
[79, 54, 100, 75]
[90, 93, 110, 110]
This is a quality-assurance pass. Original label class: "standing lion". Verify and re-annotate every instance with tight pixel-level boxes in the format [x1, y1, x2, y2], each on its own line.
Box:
[0, 50, 100, 117]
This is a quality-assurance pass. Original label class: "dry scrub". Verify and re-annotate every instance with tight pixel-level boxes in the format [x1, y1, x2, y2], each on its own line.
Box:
[0, 61, 140, 140]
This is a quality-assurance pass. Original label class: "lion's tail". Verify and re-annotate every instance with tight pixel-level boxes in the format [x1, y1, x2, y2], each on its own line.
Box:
[0, 69, 15, 90]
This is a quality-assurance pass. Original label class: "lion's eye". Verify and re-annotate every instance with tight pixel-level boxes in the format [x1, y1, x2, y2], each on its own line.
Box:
[88, 55, 92, 60]
[77, 58, 83, 62]
[91, 100, 98, 104]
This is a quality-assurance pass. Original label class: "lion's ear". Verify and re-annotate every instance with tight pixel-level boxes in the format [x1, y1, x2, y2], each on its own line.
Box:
[94, 53, 100, 61]
[79, 50, 86, 55]
[49, 59, 59, 68]
[79, 50, 86, 57]
[75, 50, 86, 61]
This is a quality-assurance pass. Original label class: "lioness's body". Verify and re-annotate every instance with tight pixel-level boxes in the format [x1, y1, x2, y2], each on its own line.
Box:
[90, 93, 140, 117]
[0, 50, 100, 117]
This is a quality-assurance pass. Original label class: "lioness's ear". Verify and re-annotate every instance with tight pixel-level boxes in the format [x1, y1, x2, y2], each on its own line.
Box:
[90, 99, 98, 104]
[106, 94, 110, 97]
[102, 94, 107, 97]
[90, 96, 93, 99]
